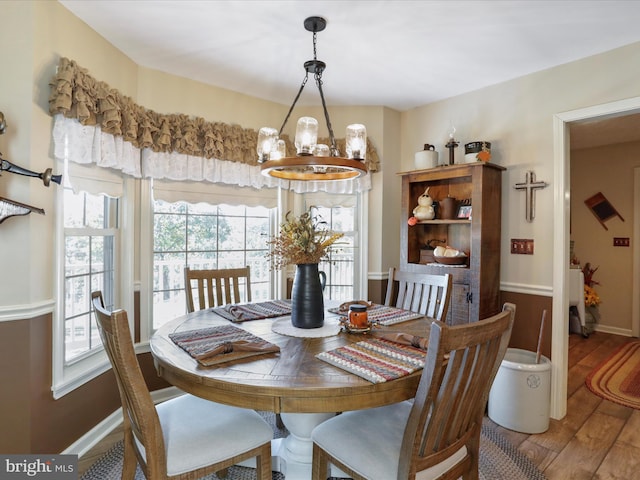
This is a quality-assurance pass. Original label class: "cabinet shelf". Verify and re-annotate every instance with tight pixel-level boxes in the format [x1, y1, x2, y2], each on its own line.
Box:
[415, 219, 471, 225]
[400, 162, 504, 325]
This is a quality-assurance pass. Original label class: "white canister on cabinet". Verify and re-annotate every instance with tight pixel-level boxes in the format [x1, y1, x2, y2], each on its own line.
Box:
[414, 144, 438, 169]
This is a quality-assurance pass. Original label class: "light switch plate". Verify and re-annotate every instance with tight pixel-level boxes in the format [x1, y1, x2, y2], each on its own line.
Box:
[613, 237, 630, 247]
[511, 238, 534, 255]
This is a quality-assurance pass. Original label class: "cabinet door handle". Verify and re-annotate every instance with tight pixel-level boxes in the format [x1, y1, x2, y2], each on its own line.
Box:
[466, 292, 473, 303]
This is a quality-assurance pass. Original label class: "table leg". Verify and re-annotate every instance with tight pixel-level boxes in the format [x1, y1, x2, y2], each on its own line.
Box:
[272, 412, 335, 479]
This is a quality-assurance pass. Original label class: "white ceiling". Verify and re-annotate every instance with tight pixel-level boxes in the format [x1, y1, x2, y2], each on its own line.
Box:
[58, 0, 640, 147]
[570, 112, 640, 150]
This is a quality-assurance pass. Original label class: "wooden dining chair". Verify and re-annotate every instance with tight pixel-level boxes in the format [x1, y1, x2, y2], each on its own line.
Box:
[385, 267, 453, 322]
[311, 303, 516, 480]
[91, 291, 272, 480]
[184, 266, 251, 313]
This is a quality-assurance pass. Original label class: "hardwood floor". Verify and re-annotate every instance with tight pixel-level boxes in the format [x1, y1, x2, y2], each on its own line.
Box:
[488, 331, 640, 480]
[77, 331, 640, 479]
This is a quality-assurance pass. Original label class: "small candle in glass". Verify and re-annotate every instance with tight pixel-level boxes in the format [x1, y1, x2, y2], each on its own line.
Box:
[295, 117, 318, 155]
[349, 304, 369, 328]
[270, 139, 287, 160]
[314, 144, 330, 157]
[257, 127, 278, 162]
[346, 124, 366, 160]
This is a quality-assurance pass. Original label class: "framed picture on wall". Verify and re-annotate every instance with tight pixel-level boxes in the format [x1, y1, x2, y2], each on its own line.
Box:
[457, 205, 472, 219]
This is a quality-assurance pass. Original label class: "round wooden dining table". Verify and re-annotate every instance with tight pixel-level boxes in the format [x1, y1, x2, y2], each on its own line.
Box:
[150, 305, 432, 479]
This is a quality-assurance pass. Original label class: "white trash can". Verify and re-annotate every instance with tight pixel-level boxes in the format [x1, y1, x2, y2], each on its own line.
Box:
[488, 348, 551, 434]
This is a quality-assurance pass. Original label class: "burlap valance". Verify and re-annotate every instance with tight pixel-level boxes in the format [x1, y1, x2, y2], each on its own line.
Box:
[48, 57, 379, 172]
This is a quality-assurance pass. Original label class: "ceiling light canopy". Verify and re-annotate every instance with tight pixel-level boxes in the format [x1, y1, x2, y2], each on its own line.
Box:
[258, 16, 368, 181]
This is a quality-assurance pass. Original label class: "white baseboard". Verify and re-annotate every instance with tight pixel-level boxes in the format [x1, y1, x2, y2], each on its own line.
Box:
[594, 324, 634, 337]
[62, 386, 183, 457]
[367, 270, 390, 281]
[499, 282, 553, 297]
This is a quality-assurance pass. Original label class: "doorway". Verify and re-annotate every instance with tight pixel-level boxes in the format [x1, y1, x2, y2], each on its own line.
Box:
[551, 97, 640, 419]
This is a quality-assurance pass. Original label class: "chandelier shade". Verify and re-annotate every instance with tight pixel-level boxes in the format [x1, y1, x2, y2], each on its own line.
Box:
[258, 16, 368, 181]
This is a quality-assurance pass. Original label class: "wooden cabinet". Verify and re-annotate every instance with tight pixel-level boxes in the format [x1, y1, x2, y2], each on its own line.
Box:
[399, 163, 505, 324]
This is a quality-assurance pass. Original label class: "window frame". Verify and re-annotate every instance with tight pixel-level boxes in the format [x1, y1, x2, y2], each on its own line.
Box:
[150, 200, 275, 330]
[140, 179, 279, 337]
[52, 173, 135, 400]
[140, 182, 368, 343]
[295, 191, 368, 301]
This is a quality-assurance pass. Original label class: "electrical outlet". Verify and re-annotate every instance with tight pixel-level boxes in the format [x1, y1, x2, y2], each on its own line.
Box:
[511, 238, 534, 255]
[613, 237, 630, 247]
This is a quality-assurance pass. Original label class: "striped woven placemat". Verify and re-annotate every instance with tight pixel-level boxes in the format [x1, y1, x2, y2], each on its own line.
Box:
[213, 299, 292, 322]
[169, 324, 280, 366]
[316, 338, 426, 383]
[328, 303, 424, 326]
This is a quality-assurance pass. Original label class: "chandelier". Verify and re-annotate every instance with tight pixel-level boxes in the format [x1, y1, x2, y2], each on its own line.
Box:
[258, 16, 368, 181]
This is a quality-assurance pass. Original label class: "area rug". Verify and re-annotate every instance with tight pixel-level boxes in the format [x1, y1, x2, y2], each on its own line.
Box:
[80, 412, 546, 480]
[586, 340, 640, 410]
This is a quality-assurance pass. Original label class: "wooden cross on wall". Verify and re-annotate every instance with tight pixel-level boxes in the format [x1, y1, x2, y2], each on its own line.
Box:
[514, 171, 548, 222]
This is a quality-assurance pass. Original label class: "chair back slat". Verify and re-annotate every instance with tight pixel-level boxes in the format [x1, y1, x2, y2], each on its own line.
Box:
[385, 267, 452, 322]
[91, 291, 167, 478]
[398, 303, 515, 479]
[185, 266, 252, 313]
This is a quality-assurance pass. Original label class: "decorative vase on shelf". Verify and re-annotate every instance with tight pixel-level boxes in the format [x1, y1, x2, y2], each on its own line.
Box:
[291, 263, 327, 329]
[439, 195, 458, 220]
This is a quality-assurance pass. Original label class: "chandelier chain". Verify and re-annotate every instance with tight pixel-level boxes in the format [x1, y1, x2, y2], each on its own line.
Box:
[313, 31, 318, 60]
[278, 73, 309, 136]
[315, 72, 338, 155]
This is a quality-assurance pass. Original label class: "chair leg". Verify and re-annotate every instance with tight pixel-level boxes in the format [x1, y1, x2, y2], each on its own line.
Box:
[256, 443, 272, 480]
[276, 413, 285, 430]
[312, 443, 329, 480]
[462, 433, 481, 480]
[121, 434, 137, 480]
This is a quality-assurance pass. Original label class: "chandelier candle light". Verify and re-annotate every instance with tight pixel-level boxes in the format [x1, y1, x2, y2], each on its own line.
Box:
[257, 16, 368, 181]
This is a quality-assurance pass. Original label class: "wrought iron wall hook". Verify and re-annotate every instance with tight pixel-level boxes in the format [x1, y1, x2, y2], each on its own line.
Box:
[0, 155, 62, 187]
[0, 110, 61, 225]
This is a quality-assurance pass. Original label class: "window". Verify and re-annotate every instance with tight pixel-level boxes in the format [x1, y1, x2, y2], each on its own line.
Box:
[310, 204, 358, 301]
[152, 201, 273, 329]
[63, 188, 119, 362]
[143, 182, 366, 335]
[53, 159, 133, 399]
[300, 190, 366, 301]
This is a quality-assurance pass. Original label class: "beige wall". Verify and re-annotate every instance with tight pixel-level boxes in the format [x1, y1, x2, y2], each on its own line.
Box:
[401, 41, 640, 296]
[136, 67, 289, 131]
[378, 107, 403, 273]
[1, 1, 140, 306]
[1, 2, 37, 305]
[570, 141, 639, 333]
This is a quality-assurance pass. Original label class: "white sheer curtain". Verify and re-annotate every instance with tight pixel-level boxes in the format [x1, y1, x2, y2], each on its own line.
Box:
[152, 179, 278, 208]
[52, 114, 141, 178]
